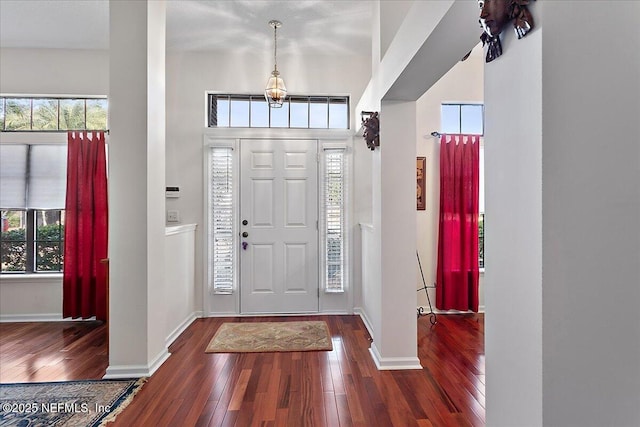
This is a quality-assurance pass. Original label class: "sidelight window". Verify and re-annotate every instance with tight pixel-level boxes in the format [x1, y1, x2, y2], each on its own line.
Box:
[209, 146, 235, 294]
[322, 148, 347, 292]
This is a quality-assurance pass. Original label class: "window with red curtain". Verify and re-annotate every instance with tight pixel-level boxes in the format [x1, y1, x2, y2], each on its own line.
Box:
[436, 134, 480, 312]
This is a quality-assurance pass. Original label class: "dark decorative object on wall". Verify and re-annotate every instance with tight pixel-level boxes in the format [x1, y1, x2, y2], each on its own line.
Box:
[478, 0, 535, 63]
[361, 111, 380, 150]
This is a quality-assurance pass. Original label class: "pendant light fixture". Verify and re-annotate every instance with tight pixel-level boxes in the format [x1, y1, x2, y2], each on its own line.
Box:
[265, 20, 287, 108]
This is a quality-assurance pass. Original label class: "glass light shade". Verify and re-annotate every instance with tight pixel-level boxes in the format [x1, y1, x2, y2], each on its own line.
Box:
[265, 71, 287, 108]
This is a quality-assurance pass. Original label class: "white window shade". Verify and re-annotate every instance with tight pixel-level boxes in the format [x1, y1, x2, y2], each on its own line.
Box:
[0, 144, 67, 210]
[0, 144, 28, 209]
[28, 145, 67, 209]
[209, 147, 235, 294]
[323, 149, 346, 292]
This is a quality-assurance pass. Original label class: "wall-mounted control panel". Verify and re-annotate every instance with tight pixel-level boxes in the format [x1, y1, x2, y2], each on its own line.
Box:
[166, 186, 180, 198]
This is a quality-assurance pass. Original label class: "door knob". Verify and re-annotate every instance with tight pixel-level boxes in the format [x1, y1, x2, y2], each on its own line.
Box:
[242, 231, 249, 238]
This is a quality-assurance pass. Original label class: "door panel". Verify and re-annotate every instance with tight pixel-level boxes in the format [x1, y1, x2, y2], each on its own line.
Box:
[284, 179, 307, 226]
[251, 244, 275, 293]
[284, 243, 308, 292]
[240, 139, 318, 313]
[251, 179, 274, 227]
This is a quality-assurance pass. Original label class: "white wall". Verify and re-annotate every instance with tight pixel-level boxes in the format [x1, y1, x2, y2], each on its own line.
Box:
[540, 2, 640, 426]
[165, 51, 370, 315]
[0, 48, 109, 95]
[0, 276, 62, 321]
[415, 44, 485, 312]
[164, 224, 197, 346]
[486, 1, 640, 426]
[379, 1, 413, 59]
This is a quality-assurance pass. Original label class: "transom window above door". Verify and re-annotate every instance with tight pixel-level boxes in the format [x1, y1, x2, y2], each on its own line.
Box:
[208, 94, 349, 129]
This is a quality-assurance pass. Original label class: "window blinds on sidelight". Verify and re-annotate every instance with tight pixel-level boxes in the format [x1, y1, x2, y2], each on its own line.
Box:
[209, 147, 234, 294]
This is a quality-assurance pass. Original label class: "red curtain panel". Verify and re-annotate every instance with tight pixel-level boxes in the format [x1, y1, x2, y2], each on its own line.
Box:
[436, 134, 480, 312]
[63, 131, 108, 320]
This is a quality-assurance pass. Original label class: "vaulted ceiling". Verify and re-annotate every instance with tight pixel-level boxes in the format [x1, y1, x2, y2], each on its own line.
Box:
[0, 0, 372, 56]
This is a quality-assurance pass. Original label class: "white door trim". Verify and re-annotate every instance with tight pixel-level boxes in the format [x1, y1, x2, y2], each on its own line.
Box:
[239, 138, 319, 314]
[203, 130, 354, 316]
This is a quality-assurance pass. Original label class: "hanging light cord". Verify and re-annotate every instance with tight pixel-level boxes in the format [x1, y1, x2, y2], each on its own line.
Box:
[273, 23, 278, 73]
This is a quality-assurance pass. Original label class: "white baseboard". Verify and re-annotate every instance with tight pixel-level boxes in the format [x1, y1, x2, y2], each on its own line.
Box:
[418, 305, 485, 314]
[0, 313, 61, 322]
[147, 350, 171, 376]
[165, 312, 198, 348]
[353, 307, 374, 339]
[0, 313, 99, 322]
[369, 343, 423, 370]
[103, 350, 171, 379]
[318, 310, 351, 315]
[354, 308, 422, 371]
[103, 364, 150, 379]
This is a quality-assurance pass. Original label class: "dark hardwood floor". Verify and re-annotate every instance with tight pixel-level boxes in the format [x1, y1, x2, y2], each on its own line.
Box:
[0, 314, 484, 426]
[0, 320, 108, 383]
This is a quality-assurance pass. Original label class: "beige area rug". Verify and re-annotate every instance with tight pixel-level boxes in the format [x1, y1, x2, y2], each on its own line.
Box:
[205, 321, 333, 353]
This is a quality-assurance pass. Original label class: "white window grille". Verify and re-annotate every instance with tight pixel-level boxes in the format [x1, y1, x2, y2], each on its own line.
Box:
[323, 148, 346, 292]
[209, 147, 234, 293]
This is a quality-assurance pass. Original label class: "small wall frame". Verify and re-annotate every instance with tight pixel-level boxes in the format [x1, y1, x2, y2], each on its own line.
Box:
[417, 157, 426, 210]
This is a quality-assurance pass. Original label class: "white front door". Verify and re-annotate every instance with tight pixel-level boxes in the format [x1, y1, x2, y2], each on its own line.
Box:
[240, 139, 318, 314]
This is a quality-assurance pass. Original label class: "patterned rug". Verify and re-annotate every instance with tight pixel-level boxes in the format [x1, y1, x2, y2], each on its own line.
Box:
[206, 321, 333, 353]
[0, 378, 145, 427]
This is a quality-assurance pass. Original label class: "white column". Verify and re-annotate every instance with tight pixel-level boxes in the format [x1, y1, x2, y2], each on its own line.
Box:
[368, 101, 421, 370]
[539, 2, 640, 426]
[106, 0, 167, 378]
[486, 1, 640, 426]
[484, 1, 543, 422]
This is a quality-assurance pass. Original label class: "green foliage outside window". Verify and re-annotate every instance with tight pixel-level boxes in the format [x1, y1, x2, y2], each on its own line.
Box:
[5, 99, 31, 130]
[59, 99, 85, 130]
[0, 99, 5, 129]
[36, 224, 64, 271]
[1, 229, 26, 271]
[0, 224, 64, 272]
[86, 99, 108, 130]
[0, 97, 107, 131]
[32, 99, 59, 130]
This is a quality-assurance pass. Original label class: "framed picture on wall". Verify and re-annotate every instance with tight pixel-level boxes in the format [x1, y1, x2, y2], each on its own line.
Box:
[417, 157, 426, 210]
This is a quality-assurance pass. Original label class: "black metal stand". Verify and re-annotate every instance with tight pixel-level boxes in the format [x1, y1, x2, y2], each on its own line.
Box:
[416, 251, 437, 325]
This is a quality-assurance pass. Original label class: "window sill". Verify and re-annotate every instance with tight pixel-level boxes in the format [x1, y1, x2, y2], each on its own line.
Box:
[0, 273, 62, 282]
